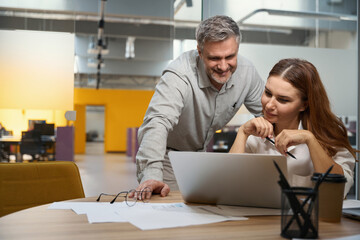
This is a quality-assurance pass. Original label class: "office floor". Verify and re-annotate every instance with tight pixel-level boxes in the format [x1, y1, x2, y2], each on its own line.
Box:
[75, 142, 139, 197]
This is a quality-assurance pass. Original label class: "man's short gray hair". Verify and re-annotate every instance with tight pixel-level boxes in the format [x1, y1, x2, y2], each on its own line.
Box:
[196, 15, 241, 51]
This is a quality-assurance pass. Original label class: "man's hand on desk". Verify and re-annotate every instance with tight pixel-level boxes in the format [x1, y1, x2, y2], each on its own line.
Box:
[132, 179, 170, 199]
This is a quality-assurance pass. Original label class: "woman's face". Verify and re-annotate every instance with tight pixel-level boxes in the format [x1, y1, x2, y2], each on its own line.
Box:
[261, 75, 306, 129]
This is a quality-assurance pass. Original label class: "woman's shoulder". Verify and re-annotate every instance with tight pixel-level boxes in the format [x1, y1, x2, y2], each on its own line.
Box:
[333, 147, 355, 159]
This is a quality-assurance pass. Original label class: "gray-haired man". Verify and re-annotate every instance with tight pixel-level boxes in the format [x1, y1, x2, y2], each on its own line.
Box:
[135, 15, 264, 198]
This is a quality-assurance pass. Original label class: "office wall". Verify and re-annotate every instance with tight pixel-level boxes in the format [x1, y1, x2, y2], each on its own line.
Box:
[74, 104, 86, 154]
[239, 43, 357, 116]
[0, 29, 74, 135]
[73, 88, 154, 153]
[0, 30, 74, 110]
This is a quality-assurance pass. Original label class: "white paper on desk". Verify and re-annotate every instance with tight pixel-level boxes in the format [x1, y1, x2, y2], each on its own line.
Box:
[150, 202, 212, 214]
[48, 202, 86, 210]
[48, 202, 126, 214]
[71, 202, 127, 215]
[212, 205, 281, 216]
[343, 200, 360, 209]
[87, 208, 128, 223]
[49, 202, 129, 223]
[85, 202, 164, 223]
[149, 202, 275, 217]
[48, 202, 247, 229]
[123, 205, 247, 230]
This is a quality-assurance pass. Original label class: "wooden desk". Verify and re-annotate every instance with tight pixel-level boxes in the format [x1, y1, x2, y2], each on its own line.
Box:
[0, 136, 21, 143]
[0, 191, 359, 240]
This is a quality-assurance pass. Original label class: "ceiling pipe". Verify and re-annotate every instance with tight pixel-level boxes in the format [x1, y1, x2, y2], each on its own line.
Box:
[237, 8, 357, 25]
[0, 7, 199, 28]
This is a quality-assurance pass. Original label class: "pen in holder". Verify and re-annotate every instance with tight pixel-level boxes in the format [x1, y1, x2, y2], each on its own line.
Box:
[280, 187, 318, 239]
[273, 162, 332, 239]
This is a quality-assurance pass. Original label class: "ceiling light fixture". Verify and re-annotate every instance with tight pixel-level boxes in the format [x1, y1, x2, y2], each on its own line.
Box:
[125, 36, 136, 59]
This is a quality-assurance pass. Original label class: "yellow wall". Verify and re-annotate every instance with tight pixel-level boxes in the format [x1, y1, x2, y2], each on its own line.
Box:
[0, 30, 74, 110]
[73, 88, 154, 153]
[74, 104, 86, 154]
[0, 30, 74, 138]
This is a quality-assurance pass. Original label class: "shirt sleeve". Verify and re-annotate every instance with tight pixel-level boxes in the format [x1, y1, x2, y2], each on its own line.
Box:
[136, 71, 189, 184]
[245, 135, 257, 153]
[333, 148, 356, 197]
[243, 66, 265, 117]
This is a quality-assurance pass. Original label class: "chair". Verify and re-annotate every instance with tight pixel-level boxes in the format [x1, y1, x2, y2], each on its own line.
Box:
[0, 131, 14, 162]
[0, 161, 85, 217]
[20, 131, 46, 161]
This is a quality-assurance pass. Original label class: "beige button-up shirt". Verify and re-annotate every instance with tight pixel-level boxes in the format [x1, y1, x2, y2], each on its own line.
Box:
[136, 50, 265, 187]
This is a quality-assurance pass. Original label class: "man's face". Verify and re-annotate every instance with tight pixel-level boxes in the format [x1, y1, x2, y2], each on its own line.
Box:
[198, 36, 239, 90]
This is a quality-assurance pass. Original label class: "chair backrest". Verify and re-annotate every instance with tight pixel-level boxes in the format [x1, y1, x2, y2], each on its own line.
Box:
[20, 140, 42, 155]
[0, 161, 85, 217]
[20, 131, 43, 155]
[21, 130, 40, 139]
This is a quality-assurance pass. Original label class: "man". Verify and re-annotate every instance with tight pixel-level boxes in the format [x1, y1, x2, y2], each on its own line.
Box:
[135, 15, 264, 198]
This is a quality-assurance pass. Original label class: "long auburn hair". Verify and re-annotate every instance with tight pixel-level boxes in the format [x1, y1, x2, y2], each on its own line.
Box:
[268, 58, 356, 158]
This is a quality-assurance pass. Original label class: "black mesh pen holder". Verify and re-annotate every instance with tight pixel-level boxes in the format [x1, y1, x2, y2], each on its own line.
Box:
[281, 187, 318, 239]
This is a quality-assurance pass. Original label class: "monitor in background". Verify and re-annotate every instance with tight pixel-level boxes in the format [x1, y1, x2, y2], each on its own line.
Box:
[34, 123, 55, 136]
[28, 120, 46, 130]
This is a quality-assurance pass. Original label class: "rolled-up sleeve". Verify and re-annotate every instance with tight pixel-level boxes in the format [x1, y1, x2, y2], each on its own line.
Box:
[136, 72, 188, 183]
[333, 148, 356, 197]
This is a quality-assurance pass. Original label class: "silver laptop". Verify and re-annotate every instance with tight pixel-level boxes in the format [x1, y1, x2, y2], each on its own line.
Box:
[169, 151, 287, 209]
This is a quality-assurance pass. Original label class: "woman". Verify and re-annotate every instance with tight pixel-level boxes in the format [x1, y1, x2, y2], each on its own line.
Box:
[230, 58, 356, 196]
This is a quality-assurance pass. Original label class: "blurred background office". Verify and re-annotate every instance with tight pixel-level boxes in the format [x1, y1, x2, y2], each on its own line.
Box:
[0, 0, 358, 198]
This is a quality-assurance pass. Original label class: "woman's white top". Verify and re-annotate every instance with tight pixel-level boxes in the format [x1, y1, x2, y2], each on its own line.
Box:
[245, 122, 355, 196]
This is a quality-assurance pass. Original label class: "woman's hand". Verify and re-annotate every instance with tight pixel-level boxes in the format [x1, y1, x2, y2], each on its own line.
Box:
[230, 117, 273, 153]
[275, 129, 343, 175]
[274, 129, 313, 156]
[241, 117, 274, 138]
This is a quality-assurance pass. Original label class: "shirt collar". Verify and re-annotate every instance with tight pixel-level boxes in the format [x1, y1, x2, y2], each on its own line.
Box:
[197, 57, 212, 89]
[298, 120, 304, 130]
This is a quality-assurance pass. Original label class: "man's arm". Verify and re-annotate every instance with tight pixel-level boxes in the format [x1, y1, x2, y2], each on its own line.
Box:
[135, 71, 189, 196]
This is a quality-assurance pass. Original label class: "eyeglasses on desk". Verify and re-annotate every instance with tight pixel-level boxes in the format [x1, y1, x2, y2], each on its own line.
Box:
[96, 187, 151, 207]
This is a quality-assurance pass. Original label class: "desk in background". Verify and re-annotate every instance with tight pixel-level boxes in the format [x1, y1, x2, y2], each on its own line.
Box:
[0, 191, 359, 240]
[0, 135, 56, 162]
[0, 136, 21, 162]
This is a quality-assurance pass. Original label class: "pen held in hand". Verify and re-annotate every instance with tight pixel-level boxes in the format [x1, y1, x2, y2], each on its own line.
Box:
[266, 137, 296, 159]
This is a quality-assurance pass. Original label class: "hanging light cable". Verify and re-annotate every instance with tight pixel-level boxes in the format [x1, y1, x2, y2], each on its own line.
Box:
[96, 0, 107, 89]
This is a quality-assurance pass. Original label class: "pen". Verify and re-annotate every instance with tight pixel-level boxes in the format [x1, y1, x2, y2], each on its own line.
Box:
[266, 137, 296, 159]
